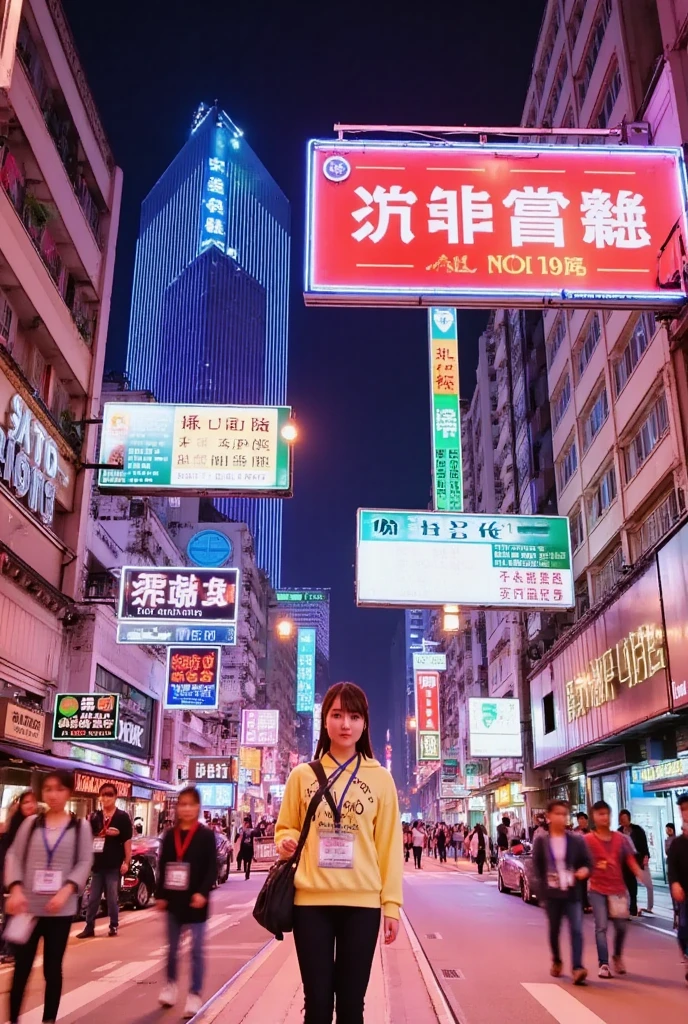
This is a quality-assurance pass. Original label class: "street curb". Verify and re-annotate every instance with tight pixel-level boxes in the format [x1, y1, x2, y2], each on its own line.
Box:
[187, 934, 278, 1024]
[400, 908, 464, 1024]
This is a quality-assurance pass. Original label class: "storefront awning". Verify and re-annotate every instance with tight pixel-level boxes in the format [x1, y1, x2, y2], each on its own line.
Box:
[472, 772, 521, 797]
[0, 742, 177, 792]
[642, 776, 688, 794]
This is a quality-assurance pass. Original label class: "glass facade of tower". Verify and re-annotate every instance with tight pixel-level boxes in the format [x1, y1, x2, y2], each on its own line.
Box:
[126, 106, 290, 584]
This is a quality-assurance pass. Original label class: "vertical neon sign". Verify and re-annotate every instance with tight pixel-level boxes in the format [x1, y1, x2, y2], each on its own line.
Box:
[199, 123, 230, 254]
[429, 308, 463, 512]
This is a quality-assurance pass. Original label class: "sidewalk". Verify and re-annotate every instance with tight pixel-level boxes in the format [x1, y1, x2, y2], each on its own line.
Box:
[194, 912, 451, 1024]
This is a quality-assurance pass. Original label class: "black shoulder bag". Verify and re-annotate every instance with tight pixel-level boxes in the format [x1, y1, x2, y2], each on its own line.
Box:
[253, 760, 339, 940]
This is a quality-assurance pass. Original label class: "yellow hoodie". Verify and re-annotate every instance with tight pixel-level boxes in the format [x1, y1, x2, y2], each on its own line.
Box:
[275, 753, 403, 919]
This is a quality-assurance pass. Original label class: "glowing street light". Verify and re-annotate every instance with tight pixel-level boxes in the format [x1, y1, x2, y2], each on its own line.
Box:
[443, 604, 460, 632]
[275, 618, 294, 640]
[280, 420, 298, 443]
[406, 716, 417, 731]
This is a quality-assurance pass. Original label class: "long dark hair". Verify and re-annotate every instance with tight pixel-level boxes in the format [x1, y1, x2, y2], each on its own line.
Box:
[7, 790, 36, 845]
[314, 682, 374, 759]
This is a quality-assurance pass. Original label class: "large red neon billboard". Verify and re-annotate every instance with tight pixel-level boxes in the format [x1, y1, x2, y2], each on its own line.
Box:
[305, 141, 688, 310]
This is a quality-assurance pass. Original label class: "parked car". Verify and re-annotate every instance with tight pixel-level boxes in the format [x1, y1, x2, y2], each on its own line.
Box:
[80, 829, 231, 918]
[497, 842, 537, 903]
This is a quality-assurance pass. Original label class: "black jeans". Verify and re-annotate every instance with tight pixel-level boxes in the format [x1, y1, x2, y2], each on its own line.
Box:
[243, 851, 253, 879]
[437, 845, 446, 863]
[412, 846, 423, 868]
[623, 866, 638, 915]
[476, 850, 486, 874]
[293, 905, 380, 1024]
[10, 916, 72, 1023]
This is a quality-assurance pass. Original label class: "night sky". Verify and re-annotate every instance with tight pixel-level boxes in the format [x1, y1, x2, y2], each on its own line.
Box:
[63, 0, 546, 752]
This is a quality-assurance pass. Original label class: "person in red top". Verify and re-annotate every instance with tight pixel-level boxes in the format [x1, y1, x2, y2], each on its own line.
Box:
[585, 800, 644, 978]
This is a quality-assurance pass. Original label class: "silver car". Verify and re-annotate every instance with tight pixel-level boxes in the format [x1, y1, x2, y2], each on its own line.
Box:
[497, 843, 537, 903]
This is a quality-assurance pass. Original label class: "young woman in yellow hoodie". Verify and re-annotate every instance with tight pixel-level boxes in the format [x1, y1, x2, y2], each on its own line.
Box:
[275, 682, 403, 1023]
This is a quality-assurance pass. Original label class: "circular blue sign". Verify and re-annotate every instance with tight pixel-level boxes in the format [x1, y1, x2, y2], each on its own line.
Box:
[322, 155, 351, 182]
[186, 530, 233, 567]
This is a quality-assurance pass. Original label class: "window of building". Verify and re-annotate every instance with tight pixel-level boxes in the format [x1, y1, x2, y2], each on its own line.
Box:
[588, 463, 617, 529]
[552, 374, 571, 431]
[0, 291, 13, 351]
[582, 386, 609, 451]
[624, 394, 669, 480]
[543, 692, 556, 734]
[575, 575, 590, 619]
[568, 0, 585, 47]
[547, 313, 567, 368]
[613, 312, 656, 396]
[630, 490, 679, 561]
[593, 546, 623, 603]
[558, 438, 578, 491]
[576, 313, 601, 380]
[50, 377, 71, 421]
[594, 62, 622, 129]
[570, 504, 585, 551]
[544, 55, 568, 125]
[576, 0, 613, 107]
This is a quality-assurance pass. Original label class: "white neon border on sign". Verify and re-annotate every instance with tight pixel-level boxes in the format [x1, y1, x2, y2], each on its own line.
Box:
[305, 140, 688, 305]
[117, 565, 240, 628]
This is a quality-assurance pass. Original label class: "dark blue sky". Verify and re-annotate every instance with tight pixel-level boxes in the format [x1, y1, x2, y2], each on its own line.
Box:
[63, 0, 546, 752]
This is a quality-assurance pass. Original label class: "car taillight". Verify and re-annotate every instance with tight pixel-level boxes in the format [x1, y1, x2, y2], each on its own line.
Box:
[121, 877, 137, 888]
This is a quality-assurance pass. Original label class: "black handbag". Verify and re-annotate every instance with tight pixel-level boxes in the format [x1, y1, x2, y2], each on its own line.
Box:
[253, 760, 340, 940]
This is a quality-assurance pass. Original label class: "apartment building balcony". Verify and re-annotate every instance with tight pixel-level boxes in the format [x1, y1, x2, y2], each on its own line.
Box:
[624, 435, 677, 522]
[82, 570, 118, 603]
[581, 418, 615, 491]
[494, 329, 507, 368]
[629, 489, 681, 562]
[495, 415, 510, 462]
[613, 338, 665, 438]
[587, 499, 623, 566]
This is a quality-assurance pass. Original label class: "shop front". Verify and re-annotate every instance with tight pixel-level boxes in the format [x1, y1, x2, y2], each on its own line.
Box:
[530, 562, 672, 840]
[491, 781, 526, 838]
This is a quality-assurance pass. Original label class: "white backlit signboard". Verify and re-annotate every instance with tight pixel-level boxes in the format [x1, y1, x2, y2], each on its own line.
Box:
[468, 697, 522, 758]
[356, 510, 573, 609]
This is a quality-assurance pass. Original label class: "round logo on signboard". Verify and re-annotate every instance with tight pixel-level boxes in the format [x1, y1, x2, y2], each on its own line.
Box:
[186, 530, 233, 567]
[322, 155, 351, 182]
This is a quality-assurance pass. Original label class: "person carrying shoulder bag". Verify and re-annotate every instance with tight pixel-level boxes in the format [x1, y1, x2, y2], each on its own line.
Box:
[273, 682, 402, 1024]
[4, 770, 92, 1024]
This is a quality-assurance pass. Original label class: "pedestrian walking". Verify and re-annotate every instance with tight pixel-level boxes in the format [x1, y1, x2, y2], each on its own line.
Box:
[156, 786, 217, 1018]
[532, 799, 591, 986]
[403, 825, 413, 863]
[436, 824, 447, 864]
[585, 800, 644, 978]
[411, 822, 425, 869]
[78, 782, 133, 939]
[470, 824, 487, 874]
[618, 809, 651, 916]
[666, 822, 679, 928]
[275, 681, 402, 1024]
[573, 812, 592, 913]
[5, 770, 92, 1024]
[236, 816, 255, 880]
[668, 796, 688, 979]
[0, 791, 38, 963]
[496, 816, 510, 854]
[450, 825, 461, 862]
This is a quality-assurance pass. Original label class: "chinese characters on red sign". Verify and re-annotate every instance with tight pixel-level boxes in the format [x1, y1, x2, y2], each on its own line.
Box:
[164, 646, 221, 710]
[306, 142, 688, 309]
[415, 669, 441, 762]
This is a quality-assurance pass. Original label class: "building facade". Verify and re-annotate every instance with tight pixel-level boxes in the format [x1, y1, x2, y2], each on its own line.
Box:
[125, 104, 290, 585]
[0, 0, 122, 818]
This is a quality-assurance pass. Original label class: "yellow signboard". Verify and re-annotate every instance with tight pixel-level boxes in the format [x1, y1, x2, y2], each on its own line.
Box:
[239, 746, 262, 772]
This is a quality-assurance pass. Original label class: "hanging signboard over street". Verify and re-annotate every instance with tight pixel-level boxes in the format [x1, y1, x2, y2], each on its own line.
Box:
[164, 646, 221, 711]
[98, 402, 293, 497]
[305, 141, 688, 310]
[117, 567, 238, 646]
[356, 510, 573, 609]
[468, 697, 522, 758]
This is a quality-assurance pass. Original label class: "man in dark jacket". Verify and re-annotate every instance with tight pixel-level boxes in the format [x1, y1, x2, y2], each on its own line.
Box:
[156, 787, 217, 1018]
[532, 799, 592, 985]
[668, 792, 688, 980]
[496, 816, 510, 852]
[618, 809, 650, 916]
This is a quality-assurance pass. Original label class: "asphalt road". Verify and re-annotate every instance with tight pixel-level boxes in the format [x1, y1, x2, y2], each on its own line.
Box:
[402, 856, 687, 1024]
[0, 870, 269, 1024]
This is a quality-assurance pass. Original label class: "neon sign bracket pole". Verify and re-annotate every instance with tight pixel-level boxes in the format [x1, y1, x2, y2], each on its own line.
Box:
[334, 123, 621, 140]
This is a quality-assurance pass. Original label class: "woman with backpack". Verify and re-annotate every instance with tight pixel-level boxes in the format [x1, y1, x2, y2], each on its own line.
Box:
[4, 770, 92, 1024]
[275, 682, 402, 1024]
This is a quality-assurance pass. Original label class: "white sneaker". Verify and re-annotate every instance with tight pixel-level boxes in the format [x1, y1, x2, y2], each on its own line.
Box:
[183, 993, 203, 1018]
[598, 964, 611, 979]
[158, 982, 178, 1007]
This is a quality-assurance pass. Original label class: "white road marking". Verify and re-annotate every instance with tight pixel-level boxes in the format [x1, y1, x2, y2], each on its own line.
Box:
[18, 959, 161, 1023]
[522, 983, 608, 1023]
[641, 922, 674, 938]
[92, 960, 122, 973]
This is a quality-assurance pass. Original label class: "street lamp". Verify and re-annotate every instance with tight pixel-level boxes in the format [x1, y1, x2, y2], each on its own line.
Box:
[280, 420, 298, 443]
[275, 618, 294, 640]
[406, 716, 417, 731]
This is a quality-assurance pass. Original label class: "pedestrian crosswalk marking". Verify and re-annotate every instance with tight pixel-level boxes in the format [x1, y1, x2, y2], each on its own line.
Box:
[93, 960, 121, 973]
[522, 983, 607, 1023]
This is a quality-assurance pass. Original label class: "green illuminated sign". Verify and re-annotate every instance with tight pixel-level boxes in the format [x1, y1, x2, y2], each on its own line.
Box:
[429, 309, 462, 512]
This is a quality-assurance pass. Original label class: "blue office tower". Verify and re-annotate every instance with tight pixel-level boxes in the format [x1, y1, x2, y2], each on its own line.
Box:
[126, 104, 290, 584]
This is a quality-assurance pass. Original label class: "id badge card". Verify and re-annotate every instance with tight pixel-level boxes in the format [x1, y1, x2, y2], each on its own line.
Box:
[33, 869, 62, 893]
[93, 837, 106, 853]
[165, 862, 190, 890]
[318, 829, 355, 869]
[547, 871, 560, 889]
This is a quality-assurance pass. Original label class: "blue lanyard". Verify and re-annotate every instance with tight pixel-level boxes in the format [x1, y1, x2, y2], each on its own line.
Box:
[42, 822, 71, 869]
[328, 754, 361, 819]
